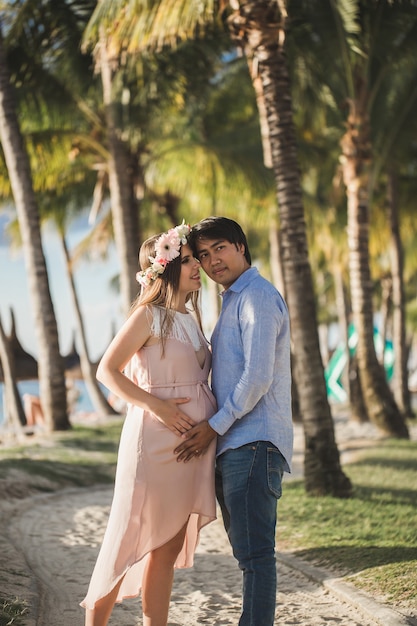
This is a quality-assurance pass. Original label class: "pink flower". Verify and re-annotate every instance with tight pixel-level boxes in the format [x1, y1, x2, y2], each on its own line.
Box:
[155, 230, 181, 262]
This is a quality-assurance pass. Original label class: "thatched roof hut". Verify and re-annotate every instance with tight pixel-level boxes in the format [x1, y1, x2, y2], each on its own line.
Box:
[0, 310, 37, 382]
[0, 314, 105, 384]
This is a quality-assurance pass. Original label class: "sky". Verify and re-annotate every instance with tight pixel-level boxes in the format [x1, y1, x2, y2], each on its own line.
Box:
[0, 208, 124, 362]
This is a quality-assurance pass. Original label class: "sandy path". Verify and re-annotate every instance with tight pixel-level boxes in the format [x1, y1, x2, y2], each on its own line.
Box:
[3, 414, 415, 626]
[6, 486, 386, 626]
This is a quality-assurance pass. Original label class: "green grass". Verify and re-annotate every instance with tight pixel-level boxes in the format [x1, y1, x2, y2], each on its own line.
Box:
[278, 438, 417, 610]
[0, 598, 29, 626]
[0, 420, 123, 494]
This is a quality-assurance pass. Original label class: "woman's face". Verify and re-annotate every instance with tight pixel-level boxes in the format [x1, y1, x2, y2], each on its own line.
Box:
[178, 244, 201, 295]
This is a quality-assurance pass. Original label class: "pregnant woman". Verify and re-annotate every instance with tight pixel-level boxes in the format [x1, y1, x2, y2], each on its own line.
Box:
[81, 221, 217, 626]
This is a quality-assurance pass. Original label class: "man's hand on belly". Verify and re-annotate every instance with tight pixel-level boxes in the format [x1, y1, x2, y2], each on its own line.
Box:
[174, 421, 217, 462]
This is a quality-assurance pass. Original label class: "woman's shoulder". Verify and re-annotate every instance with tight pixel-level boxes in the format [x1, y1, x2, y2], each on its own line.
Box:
[126, 305, 161, 345]
[130, 303, 163, 320]
[145, 304, 166, 337]
[128, 304, 158, 335]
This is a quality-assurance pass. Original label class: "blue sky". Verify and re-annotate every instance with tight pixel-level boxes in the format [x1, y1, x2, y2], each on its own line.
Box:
[0, 208, 124, 362]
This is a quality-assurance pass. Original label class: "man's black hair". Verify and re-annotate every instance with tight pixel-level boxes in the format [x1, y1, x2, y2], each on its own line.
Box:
[189, 216, 252, 265]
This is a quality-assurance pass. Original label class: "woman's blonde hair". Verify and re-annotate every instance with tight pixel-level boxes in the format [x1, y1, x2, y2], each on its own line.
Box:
[130, 234, 203, 351]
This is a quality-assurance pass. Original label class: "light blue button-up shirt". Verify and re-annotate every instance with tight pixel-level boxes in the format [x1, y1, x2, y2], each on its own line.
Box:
[209, 267, 293, 473]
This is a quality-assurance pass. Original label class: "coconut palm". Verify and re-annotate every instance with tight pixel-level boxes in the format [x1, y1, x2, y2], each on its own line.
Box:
[41, 189, 120, 417]
[81, 33, 277, 271]
[81, 23, 253, 312]
[1, 0, 109, 430]
[291, 0, 417, 437]
[381, 163, 416, 418]
[85, 0, 352, 496]
[0, 23, 69, 430]
[365, 172, 413, 418]
[60, 231, 119, 415]
[3, 0, 276, 323]
[372, 59, 417, 419]
[0, 0, 106, 428]
[92, 35, 142, 315]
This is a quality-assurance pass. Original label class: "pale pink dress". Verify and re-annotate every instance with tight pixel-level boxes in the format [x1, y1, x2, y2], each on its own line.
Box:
[81, 307, 217, 610]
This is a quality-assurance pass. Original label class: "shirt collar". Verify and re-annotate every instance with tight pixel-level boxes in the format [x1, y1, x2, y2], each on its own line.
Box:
[221, 266, 259, 296]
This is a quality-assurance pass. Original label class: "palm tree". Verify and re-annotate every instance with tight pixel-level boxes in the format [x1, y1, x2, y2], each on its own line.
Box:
[85, 0, 352, 496]
[56, 219, 119, 416]
[335, 0, 416, 437]
[237, 4, 349, 495]
[7, 4, 272, 329]
[291, 0, 415, 438]
[82, 29, 277, 301]
[385, 168, 414, 418]
[93, 34, 142, 315]
[82, 23, 250, 313]
[372, 59, 417, 419]
[0, 23, 69, 430]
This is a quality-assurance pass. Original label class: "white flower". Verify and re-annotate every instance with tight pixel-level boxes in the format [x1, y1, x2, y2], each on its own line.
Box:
[152, 258, 166, 274]
[136, 271, 150, 288]
[175, 219, 191, 244]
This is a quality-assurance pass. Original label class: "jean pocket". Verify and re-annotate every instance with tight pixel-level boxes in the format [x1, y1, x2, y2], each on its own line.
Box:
[267, 446, 284, 499]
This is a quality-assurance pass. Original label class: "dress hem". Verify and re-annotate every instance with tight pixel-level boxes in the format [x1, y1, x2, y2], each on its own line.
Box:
[80, 512, 217, 611]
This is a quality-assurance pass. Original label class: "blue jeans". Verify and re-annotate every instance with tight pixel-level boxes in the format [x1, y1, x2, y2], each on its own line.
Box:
[215, 441, 285, 626]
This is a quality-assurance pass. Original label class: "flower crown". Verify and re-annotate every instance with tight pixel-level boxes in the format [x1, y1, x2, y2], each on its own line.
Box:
[136, 220, 191, 288]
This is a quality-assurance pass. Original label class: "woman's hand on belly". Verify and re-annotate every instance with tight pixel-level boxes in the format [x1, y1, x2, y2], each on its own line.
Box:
[150, 396, 196, 437]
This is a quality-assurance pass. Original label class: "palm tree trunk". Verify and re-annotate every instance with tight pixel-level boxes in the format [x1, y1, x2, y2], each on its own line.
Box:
[0, 24, 69, 431]
[269, 218, 301, 423]
[268, 217, 284, 293]
[60, 234, 119, 416]
[333, 266, 368, 422]
[228, 0, 351, 496]
[333, 266, 350, 401]
[341, 103, 408, 438]
[99, 34, 141, 315]
[387, 169, 413, 417]
[379, 275, 392, 367]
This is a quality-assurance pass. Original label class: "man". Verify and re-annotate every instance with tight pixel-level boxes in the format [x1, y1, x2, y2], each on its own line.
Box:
[175, 216, 293, 626]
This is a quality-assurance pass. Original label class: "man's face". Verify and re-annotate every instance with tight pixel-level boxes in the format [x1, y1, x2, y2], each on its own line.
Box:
[195, 238, 249, 289]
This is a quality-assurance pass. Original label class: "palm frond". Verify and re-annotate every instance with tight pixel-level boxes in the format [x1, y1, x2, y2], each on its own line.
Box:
[84, 0, 220, 54]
